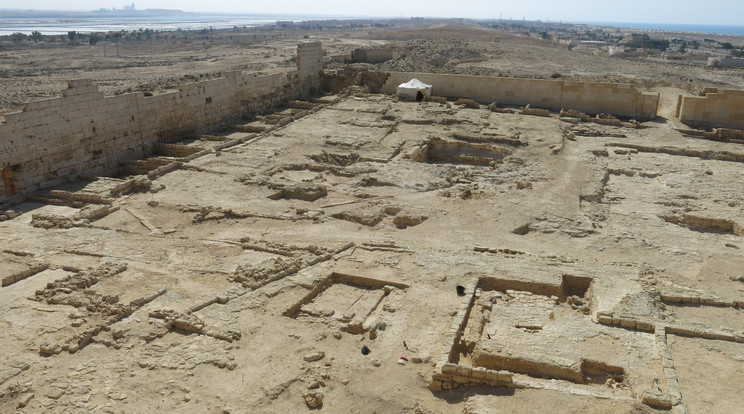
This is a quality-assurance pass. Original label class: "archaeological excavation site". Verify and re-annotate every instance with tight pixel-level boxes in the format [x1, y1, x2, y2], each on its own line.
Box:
[2, 35, 744, 414]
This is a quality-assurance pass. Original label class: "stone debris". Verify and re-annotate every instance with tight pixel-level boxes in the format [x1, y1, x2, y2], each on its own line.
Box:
[148, 309, 242, 343]
[303, 389, 324, 408]
[2, 35, 744, 414]
[303, 351, 326, 362]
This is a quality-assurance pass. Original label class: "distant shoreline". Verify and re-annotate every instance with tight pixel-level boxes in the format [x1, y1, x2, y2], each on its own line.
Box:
[1, 10, 743, 37]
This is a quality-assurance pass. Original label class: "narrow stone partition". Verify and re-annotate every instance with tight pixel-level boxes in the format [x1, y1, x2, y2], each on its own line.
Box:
[428, 272, 659, 402]
[284, 272, 408, 335]
[430, 278, 516, 391]
[2, 263, 50, 287]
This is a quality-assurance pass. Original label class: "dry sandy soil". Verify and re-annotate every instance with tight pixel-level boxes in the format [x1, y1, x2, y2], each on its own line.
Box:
[2, 22, 744, 113]
[1, 22, 744, 414]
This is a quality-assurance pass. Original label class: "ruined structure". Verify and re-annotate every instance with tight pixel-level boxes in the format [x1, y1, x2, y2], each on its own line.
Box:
[2, 40, 744, 413]
[380, 72, 659, 119]
[677, 88, 744, 130]
[0, 42, 324, 203]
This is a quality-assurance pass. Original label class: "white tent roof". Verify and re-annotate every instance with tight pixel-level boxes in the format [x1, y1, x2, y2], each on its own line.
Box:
[397, 78, 432, 89]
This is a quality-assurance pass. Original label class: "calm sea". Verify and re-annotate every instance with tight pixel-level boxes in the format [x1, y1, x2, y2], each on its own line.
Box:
[2, 14, 744, 37]
[0, 14, 305, 36]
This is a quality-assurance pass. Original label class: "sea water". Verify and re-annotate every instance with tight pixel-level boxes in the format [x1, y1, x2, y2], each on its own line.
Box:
[2, 14, 744, 37]
[0, 13, 303, 35]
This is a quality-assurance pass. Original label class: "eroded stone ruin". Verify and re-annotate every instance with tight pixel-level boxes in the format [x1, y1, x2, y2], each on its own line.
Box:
[2, 41, 744, 413]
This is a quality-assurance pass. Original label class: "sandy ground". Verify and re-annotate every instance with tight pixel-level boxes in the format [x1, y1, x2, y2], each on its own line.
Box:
[1, 21, 744, 414]
[2, 22, 744, 113]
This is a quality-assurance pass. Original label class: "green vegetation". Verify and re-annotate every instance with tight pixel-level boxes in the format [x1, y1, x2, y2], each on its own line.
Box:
[9, 32, 26, 44]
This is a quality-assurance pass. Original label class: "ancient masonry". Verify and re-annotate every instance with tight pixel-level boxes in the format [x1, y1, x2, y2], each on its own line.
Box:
[0, 42, 324, 203]
[1, 53, 744, 411]
[4, 41, 744, 203]
[380, 72, 660, 119]
[677, 88, 744, 130]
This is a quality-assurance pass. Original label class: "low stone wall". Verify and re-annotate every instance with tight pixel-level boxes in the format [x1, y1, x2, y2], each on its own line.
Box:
[0, 42, 324, 204]
[379, 72, 659, 119]
[708, 57, 744, 68]
[678, 89, 744, 130]
[351, 47, 398, 64]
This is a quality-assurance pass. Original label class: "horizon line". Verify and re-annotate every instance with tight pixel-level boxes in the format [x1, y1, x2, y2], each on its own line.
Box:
[1, 9, 743, 29]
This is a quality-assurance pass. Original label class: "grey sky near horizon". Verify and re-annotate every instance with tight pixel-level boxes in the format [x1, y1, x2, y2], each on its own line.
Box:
[6, 1, 744, 26]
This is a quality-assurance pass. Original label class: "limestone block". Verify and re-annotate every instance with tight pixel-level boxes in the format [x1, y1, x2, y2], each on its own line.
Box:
[442, 363, 458, 375]
[642, 389, 673, 409]
[700, 329, 716, 339]
[597, 314, 613, 325]
[472, 367, 487, 379]
[431, 373, 450, 381]
[303, 351, 325, 362]
[456, 365, 473, 376]
[497, 371, 513, 385]
[636, 320, 654, 332]
[620, 317, 637, 329]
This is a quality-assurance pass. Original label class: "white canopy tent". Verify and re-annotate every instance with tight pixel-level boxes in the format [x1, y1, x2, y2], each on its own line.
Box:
[396, 78, 432, 101]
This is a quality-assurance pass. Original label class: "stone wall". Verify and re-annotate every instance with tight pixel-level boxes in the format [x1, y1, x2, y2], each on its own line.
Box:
[351, 47, 398, 64]
[379, 72, 659, 119]
[677, 89, 744, 130]
[297, 42, 324, 93]
[707, 57, 744, 68]
[0, 43, 324, 203]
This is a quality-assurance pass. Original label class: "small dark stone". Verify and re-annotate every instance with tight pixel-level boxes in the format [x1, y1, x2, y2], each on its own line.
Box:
[456, 285, 466, 296]
[361, 345, 370, 355]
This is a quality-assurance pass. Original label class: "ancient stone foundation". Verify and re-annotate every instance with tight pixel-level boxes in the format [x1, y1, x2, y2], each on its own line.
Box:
[378, 72, 659, 119]
[0, 42, 324, 204]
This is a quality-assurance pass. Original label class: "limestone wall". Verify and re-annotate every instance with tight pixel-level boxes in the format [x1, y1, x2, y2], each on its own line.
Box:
[297, 42, 324, 92]
[678, 89, 744, 130]
[708, 57, 744, 68]
[0, 43, 324, 203]
[380, 72, 659, 119]
[351, 47, 398, 64]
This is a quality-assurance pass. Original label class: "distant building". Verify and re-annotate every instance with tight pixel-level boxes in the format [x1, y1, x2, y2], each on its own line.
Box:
[707, 57, 744, 68]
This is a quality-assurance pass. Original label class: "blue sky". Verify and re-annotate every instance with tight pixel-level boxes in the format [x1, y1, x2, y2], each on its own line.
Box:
[7, 0, 744, 26]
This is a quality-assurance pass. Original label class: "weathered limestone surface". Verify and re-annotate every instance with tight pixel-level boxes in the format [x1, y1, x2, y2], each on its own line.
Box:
[678, 89, 744, 130]
[0, 42, 324, 202]
[379, 72, 659, 119]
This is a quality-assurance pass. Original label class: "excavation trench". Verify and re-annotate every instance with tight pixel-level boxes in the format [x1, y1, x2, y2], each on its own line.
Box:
[412, 138, 512, 166]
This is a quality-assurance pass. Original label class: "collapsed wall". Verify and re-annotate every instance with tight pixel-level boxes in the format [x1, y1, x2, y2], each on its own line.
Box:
[378, 72, 659, 119]
[0, 42, 324, 204]
[350, 47, 399, 63]
[677, 89, 744, 130]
